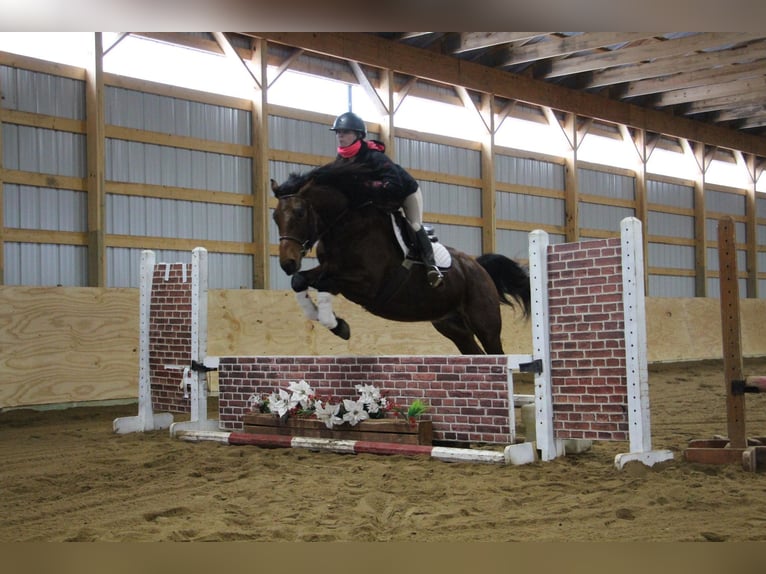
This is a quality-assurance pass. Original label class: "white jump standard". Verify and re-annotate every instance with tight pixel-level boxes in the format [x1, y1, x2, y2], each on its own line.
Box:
[114, 218, 672, 470]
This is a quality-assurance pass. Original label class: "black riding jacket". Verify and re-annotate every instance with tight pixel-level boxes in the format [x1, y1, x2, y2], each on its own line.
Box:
[336, 139, 418, 208]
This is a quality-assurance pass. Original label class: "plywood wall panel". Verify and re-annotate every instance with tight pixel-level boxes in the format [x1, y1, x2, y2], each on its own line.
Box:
[0, 287, 138, 407]
[3, 286, 766, 408]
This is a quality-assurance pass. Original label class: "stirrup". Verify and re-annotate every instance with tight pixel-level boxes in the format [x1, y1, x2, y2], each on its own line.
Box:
[427, 266, 444, 288]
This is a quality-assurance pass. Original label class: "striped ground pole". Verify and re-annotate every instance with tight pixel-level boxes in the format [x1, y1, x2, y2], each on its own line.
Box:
[176, 430, 538, 465]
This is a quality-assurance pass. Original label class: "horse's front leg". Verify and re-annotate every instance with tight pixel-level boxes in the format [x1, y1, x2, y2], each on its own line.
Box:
[316, 291, 350, 340]
[290, 268, 350, 340]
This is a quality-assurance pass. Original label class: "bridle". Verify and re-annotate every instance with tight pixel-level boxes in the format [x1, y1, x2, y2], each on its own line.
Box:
[277, 194, 316, 257]
[276, 192, 355, 257]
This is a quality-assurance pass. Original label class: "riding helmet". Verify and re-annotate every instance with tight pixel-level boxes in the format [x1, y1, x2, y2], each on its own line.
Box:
[331, 112, 366, 138]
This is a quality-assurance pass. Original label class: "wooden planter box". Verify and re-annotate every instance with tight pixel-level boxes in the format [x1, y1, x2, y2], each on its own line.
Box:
[243, 412, 432, 445]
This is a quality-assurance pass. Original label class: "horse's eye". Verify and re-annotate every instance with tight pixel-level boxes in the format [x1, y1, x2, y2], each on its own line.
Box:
[293, 205, 305, 218]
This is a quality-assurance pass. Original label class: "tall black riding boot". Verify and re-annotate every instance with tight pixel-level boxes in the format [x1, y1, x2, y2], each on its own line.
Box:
[415, 227, 443, 288]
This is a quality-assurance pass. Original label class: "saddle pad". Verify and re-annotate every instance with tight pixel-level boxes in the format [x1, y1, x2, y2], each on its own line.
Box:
[390, 214, 452, 269]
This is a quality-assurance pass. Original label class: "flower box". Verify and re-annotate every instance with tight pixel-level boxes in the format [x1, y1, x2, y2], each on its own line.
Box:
[242, 413, 433, 445]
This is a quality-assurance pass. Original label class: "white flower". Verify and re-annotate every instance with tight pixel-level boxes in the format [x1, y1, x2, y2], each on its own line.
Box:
[268, 389, 295, 418]
[356, 384, 381, 403]
[314, 399, 343, 429]
[342, 399, 370, 426]
[246, 393, 264, 410]
[288, 379, 315, 410]
[355, 384, 386, 414]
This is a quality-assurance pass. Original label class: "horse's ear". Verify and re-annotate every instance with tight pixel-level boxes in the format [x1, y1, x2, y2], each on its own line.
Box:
[270, 179, 279, 194]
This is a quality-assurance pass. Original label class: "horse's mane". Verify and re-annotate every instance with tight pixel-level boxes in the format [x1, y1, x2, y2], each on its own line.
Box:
[273, 160, 377, 199]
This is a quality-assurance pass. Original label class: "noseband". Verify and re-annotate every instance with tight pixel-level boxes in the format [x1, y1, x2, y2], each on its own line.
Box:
[279, 234, 314, 256]
[277, 194, 317, 257]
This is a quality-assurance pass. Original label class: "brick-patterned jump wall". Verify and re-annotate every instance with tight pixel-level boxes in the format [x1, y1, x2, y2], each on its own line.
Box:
[547, 237, 629, 441]
[217, 355, 510, 444]
[148, 263, 193, 414]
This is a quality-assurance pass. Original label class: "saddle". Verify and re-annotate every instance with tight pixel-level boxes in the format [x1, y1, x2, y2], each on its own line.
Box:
[390, 211, 451, 269]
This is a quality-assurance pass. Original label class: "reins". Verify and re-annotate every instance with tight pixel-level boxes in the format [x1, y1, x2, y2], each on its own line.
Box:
[277, 192, 362, 255]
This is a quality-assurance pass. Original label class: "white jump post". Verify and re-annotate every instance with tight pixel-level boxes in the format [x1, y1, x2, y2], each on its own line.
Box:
[169, 247, 219, 436]
[113, 250, 174, 433]
[527, 226, 562, 461]
[524, 217, 673, 469]
[617, 217, 662, 467]
[113, 247, 219, 435]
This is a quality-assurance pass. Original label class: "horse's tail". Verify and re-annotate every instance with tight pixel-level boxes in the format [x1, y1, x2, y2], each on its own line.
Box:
[476, 253, 531, 319]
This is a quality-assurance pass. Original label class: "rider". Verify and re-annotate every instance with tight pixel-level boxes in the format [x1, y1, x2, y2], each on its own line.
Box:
[330, 111, 443, 288]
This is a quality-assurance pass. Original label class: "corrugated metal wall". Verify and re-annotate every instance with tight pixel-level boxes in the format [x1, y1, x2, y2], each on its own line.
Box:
[578, 167, 636, 237]
[495, 153, 566, 256]
[705, 186, 748, 297]
[396, 137, 483, 255]
[647, 179, 696, 297]
[3, 57, 766, 299]
[2, 65, 88, 286]
[103, 86, 253, 289]
[267, 117, 336, 289]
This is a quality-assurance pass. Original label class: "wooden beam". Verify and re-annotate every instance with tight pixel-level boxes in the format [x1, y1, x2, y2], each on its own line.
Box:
[499, 32, 658, 66]
[267, 47, 304, 89]
[104, 125, 253, 157]
[246, 32, 766, 157]
[738, 152, 759, 298]
[655, 76, 766, 108]
[562, 113, 580, 242]
[0, 74, 4, 285]
[620, 59, 766, 99]
[452, 32, 551, 54]
[103, 33, 130, 56]
[588, 40, 766, 88]
[0, 109, 85, 134]
[133, 32, 223, 55]
[479, 93, 496, 254]
[713, 104, 766, 123]
[0, 50, 86, 80]
[250, 38, 270, 289]
[683, 139, 709, 297]
[85, 33, 106, 287]
[212, 32, 261, 90]
[379, 68, 396, 154]
[349, 61, 387, 116]
[682, 90, 766, 116]
[545, 33, 762, 78]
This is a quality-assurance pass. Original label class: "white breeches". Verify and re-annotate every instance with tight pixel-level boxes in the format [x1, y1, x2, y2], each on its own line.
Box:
[402, 188, 423, 232]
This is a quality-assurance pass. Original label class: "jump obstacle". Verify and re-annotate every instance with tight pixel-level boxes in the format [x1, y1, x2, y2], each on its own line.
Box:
[114, 217, 673, 469]
[683, 216, 766, 472]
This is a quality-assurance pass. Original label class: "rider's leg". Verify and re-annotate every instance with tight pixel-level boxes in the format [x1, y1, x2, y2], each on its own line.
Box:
[402, 189, 443, 288]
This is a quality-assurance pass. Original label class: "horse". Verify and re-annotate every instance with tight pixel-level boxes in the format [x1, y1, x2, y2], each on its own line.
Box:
[270, 161, 531, 355]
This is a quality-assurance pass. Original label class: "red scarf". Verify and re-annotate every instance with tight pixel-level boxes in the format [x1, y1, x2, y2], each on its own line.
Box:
[337, 139, 362, 158]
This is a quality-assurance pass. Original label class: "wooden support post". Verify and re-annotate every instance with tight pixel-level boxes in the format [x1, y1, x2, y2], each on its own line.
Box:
[683, 216, 764, 470]
[718, 216, 747, 449]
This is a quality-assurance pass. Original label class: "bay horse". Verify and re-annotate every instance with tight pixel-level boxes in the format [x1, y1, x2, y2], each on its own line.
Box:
[270, 161, 530, 355]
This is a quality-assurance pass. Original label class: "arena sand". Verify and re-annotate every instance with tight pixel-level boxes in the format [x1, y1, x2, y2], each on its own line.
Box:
[1, 359, 765, 543]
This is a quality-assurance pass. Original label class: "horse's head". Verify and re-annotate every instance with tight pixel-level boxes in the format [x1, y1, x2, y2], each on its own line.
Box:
[271, 175, 317, 276]
[270, 162, 373, 276]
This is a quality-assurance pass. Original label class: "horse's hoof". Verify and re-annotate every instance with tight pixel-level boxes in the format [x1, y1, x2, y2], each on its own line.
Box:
[330, 318, 351, 340]
[291, 272, 310, 292]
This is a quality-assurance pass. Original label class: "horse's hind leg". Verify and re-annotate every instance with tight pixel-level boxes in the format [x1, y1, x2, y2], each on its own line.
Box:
[466, 310, 504, 354]
[431, 315, 485, 354]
